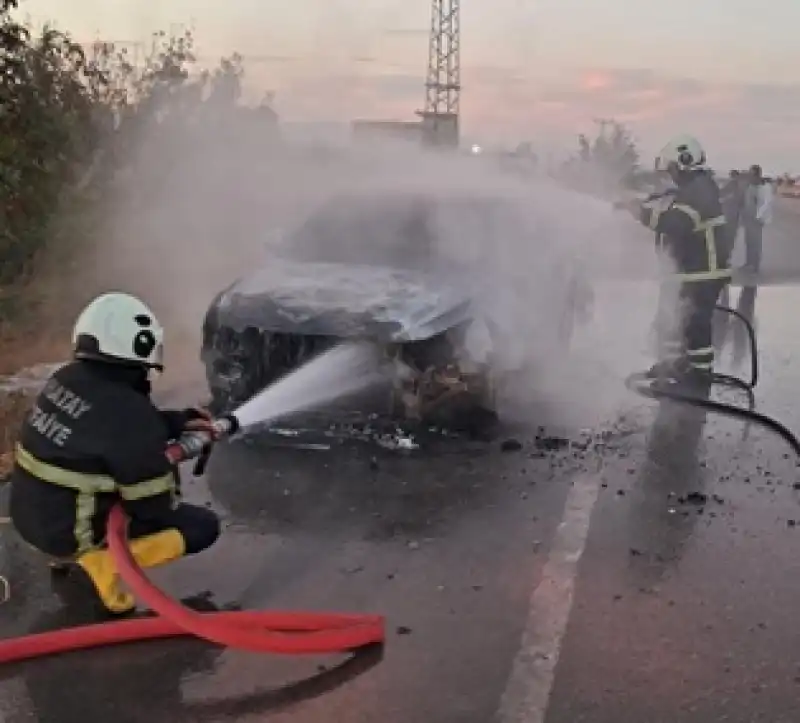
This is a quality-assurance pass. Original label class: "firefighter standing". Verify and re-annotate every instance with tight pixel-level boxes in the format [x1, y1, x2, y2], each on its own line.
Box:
[8, 292, 222, 615]
[620, 135, 733, 387]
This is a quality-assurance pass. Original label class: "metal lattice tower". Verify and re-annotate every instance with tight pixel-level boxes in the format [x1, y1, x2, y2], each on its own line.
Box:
[419, 0, 461, 147]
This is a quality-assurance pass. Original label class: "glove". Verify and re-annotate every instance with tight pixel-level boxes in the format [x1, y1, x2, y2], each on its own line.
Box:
[161, 407, 218, 441]
[183, 407, 224, 440]
[183, 406, 212, 424]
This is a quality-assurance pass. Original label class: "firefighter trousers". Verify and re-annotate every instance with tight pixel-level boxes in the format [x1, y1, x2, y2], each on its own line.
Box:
[126, 503, 221, 555]
[657, 278, 729, 372]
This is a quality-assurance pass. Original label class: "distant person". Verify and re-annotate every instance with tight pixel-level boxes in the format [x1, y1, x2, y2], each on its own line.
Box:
[741, 164, 774, 274]
[721, 169, 746, 236]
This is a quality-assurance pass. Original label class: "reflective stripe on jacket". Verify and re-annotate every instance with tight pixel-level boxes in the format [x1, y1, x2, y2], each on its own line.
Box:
[640, 170, 732, 283]
[14, 442, 175, 554]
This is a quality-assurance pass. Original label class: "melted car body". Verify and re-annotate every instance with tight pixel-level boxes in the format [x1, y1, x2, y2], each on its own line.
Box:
[201, 189, 592, 427]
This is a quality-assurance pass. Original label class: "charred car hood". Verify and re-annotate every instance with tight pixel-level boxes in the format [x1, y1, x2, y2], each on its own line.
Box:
[212, 259, 474, 343]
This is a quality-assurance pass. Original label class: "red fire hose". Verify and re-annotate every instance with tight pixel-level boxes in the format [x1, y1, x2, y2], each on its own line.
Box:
[0, 505, 385, 665]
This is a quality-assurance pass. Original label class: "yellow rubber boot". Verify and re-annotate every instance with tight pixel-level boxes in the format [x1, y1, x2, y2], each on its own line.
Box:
[76, 530, 185, 614]
[128, 529, 186, 569]
[76, 549, 136, 614]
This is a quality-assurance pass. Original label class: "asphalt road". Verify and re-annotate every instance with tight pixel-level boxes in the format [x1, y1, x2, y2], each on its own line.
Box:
[2, 281, 800, 722]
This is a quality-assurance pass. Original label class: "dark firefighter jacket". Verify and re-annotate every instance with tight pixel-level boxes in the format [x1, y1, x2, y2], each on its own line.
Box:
[9, 360, 200, 558]
[639, 170, 732, 282]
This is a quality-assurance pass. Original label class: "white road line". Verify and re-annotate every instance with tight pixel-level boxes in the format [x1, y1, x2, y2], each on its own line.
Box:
[495, 470, 604, 723]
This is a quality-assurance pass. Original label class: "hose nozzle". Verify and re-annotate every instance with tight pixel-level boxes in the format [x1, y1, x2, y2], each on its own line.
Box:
[165, 414, 240, 467]
[211, 414, 239, 438]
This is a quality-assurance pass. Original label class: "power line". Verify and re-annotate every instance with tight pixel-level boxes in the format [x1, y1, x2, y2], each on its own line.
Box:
[76, 40, 411, 68]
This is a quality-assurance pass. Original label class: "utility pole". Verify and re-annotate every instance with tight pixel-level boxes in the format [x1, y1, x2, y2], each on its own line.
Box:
[417, 0, 461, 148]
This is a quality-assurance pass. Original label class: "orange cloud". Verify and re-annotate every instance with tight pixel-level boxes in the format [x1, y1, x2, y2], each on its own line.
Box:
[243, 63, 800, 171]
[580, 71, 613, 91]
[466, 68, 800, 171]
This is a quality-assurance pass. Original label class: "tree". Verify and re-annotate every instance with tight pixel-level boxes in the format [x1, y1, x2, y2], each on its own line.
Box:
[0, 4, 280, 292]
[575, 118, 639, 182]
[1, 4, 104, 280]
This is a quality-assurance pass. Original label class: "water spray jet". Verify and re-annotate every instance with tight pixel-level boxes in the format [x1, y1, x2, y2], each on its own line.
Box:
[169, 340, 389, 472]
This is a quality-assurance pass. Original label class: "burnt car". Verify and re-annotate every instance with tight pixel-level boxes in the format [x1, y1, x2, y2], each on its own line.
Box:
[201, 189, 593, 426]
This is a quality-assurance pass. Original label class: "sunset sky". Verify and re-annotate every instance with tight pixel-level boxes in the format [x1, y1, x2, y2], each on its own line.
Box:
[18, 0, 800, 172]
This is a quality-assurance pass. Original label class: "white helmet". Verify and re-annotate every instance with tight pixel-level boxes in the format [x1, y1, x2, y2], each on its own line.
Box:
[655, 134, 707, 172]
[72, 292, 164, 370]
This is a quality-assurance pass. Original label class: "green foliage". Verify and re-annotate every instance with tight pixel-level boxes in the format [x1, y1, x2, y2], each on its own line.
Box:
[576, 119, 640, 181]
[1, 2, 95, 278]
[555, 118, 640, 196]
[0, 4, 276, 289]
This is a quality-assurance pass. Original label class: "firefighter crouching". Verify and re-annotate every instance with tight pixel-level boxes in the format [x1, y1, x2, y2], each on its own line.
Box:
[8, 292, 222, 615]
[619, 134, 733, 389]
